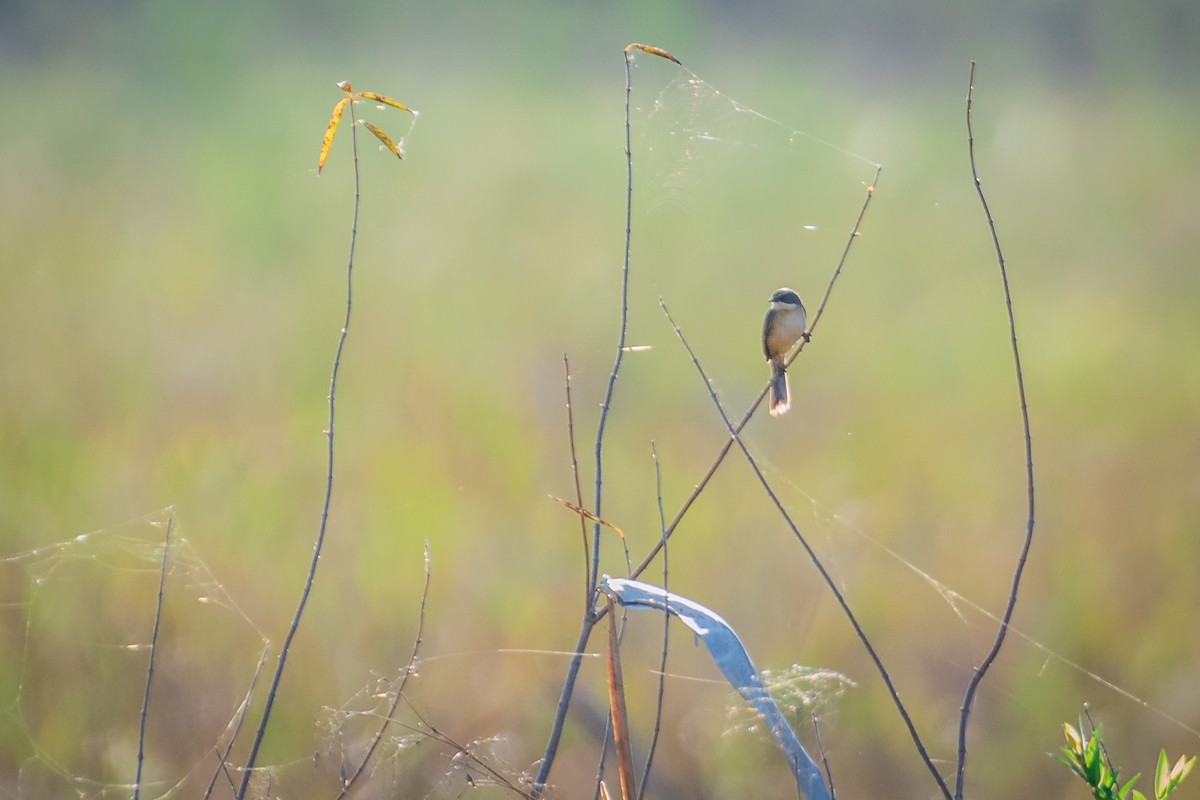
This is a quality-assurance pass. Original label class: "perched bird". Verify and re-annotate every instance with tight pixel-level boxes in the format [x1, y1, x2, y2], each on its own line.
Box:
[761, 287, 808, 416]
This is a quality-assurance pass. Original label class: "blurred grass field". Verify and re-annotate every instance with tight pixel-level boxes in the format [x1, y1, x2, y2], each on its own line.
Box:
[2, 2, 1199, 798]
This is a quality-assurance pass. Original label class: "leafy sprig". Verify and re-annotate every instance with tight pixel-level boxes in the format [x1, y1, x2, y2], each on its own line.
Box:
[318, 80, 415, 173]
[1060, 720, 1195, 800]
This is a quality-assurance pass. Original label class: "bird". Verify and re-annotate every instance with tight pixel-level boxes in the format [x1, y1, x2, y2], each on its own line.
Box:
[761, 287, 808, 416]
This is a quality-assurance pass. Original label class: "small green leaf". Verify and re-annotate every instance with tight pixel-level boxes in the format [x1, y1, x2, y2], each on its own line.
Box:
[1117, 771, 1141, 798]
[1085, 733, 1104, 784]
[1060, 754, 1088, 782]
[1156, 751, 1171, 797]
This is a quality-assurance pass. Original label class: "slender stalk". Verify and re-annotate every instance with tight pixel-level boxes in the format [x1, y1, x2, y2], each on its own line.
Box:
[134, 510, 175, 800]
[953, 59, 1037, 800]
[203, 647, 270, 800]
[636, 443, 670, 800]
[590, 44, 639, 592]
[531, 48, 640, 796]
[564, 355, 593, 604]
[662, 299, 952, 800]
[237, 100, 364, 800]
[335, 542, 432, 798]
[400, 701, 535, 798]
[812, 715, 836, 800]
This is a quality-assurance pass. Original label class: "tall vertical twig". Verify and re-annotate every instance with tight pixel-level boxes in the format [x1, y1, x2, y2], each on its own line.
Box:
[531, 45, 646, 796]
[589, 42, 640, 593]
[237, 98, 365, 800]
[636, 442, 670, 800]
[953, 59, 1037, 799]
[134, 510, 175, 800]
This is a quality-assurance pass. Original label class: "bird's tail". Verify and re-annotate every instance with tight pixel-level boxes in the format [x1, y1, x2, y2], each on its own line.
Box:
[769, 358, 790, 416]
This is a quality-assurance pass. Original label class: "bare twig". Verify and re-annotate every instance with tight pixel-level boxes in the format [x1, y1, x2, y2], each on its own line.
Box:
[134, 510, 175, 800]
[400, 700, 535, 799]
[531, 45, 644, 795]
[203, 647, 271, 800]
[335, 541, 432, 798]
[636, 443, 670, 800]
[592, 40, 641, 592]
[593, 715, 614, 800]
[1082, 704, 1116, 773]
[812, 714, 836, 800]
[564, 355, 593, 603]
[953, 60, 1037, 800]
[237, 96, 365, 800]
[661, 299, 952, 800]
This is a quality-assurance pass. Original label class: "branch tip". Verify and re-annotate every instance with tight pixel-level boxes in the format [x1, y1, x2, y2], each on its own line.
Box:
[624, 43, 682, 65]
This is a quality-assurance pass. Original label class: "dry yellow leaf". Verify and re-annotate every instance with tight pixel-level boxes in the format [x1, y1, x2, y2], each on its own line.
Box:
[318, 96, 350, 173]
[624, 43, 681, 65]
[359, 120, 403, 160]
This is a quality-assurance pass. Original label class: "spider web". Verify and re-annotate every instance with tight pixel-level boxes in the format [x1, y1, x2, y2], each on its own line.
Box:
[0, 509, 269, 800]
[614, 53, 885, 396]
[631, 64, 879, 217]
[314, 679, 532, 799]
[0, 513, 537, 800]
[626, 56, 880, 290]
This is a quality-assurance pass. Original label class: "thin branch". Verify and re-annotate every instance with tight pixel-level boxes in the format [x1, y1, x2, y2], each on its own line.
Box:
[1082, 704, 1116, 773]
[564, 355, 593, 605]
[203, 647, 271, 800]
[592, 41, 640, 593]
[134, 510, 175, 800]
[237, 97, 364, 800]
[636, 443, 670, 800]
[593, 715, 614, 800]
[531, 46, 641, 796]
[335, 541, 432, 798]
[535, 619, 597, 798]
[661, 299, 952, 800]
[400, 700, 536, 799]
[953, 59, 1037, 800]
[624, 167, 882, 587]
[812, 714, 836, 800]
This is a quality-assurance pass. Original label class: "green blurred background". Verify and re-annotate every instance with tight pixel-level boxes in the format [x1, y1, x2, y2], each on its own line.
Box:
[2, 1, 1199, 797]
